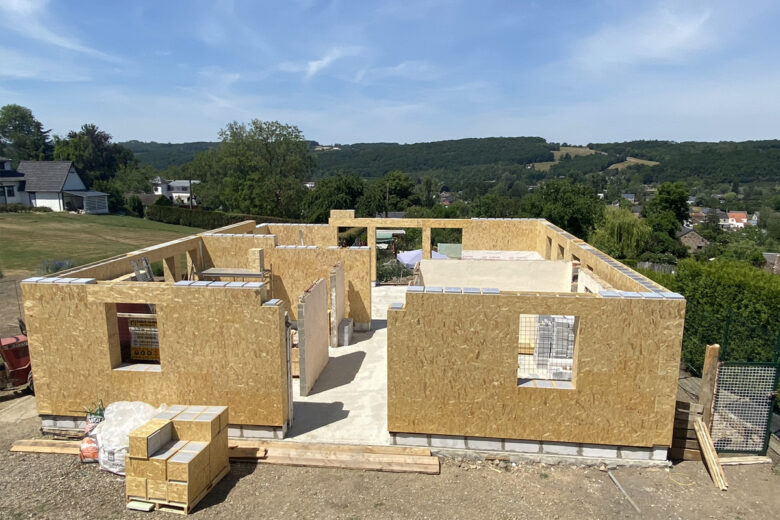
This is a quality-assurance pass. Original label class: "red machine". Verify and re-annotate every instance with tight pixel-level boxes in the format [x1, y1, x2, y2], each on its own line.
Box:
[0, 320, 32, 393]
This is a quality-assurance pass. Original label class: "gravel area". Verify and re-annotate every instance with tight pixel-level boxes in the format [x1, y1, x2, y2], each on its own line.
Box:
[1, 396, 780, 519]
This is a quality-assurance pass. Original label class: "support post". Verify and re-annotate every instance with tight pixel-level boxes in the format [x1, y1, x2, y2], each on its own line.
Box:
[422, 227, 432, 259]
[700, 344, 720, 428]
[162, 256, 180, 282]
[185, 247, 201, 280]
[368, 225, 377, 281]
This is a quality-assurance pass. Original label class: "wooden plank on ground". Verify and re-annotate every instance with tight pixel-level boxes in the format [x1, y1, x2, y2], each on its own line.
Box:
[10, 439, 80, 455]
[229, 439, 431, 457]
[694, 418, 728, 490]
[718, 456, 772, 466]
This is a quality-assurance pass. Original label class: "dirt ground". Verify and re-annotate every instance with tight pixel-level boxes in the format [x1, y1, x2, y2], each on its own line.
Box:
[0, 396, 778, 519]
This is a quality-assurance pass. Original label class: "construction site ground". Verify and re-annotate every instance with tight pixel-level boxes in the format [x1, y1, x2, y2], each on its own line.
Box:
[0, 393, 778, 519]
[3, 278, 780, 518]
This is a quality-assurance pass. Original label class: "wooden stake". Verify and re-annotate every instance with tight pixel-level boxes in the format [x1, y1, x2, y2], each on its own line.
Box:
[694, 417, 728, 490]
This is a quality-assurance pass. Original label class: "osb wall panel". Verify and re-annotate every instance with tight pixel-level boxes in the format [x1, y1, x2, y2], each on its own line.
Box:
[208, 220, 258, 234]
[22, 282, 288, 427]
[57, 236, 202, 280]
[298, 278, 329, 396]
[265, 224, 337, 247]
[387, 292, 685, 447]
[266, 247, 371, 325]
[200, 234, 277, 270]
[461, 219, 542, 252]
[329, 261, 345, 347]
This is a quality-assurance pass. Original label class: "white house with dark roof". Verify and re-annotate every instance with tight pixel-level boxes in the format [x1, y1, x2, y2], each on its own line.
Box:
[1, 158, 108, 214]
[151, 177, 200, 205]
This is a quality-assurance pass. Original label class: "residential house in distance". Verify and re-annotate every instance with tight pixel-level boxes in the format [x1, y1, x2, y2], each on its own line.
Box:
[621, 193, 636, 204]
[726, 211, 748, 229]
[0, 158, 108, 214]
[151, 177, 200, 205]
[677, 227, 709, 253]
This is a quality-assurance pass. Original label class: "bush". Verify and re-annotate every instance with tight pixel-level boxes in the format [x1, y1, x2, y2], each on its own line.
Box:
[145, 205, 299, 229]
[0, 203, 53, 213]
[38, 259, 75, 275]
[675, 259, 780, 371]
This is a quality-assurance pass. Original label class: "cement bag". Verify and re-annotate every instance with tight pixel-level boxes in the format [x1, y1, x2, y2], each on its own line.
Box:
[94, 401, 164, 475]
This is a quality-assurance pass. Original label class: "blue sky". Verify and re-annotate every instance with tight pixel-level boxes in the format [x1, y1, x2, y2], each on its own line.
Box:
[1, 0, 779, 145]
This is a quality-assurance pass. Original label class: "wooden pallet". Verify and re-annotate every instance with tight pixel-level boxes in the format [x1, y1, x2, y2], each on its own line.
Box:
[229, 439, 440, 474]
[127, 464, 230, 515]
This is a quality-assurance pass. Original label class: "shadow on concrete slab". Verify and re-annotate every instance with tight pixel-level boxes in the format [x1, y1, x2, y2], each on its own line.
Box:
[288, 401, 349, 437]
[308, 351, 366, 395]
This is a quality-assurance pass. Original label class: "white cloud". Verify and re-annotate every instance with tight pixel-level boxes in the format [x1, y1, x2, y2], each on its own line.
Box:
[573, 4, 715, 71]
[0, 46, 91, 81]
[0, 0, 118, 61]
[281, 46, 364, 79]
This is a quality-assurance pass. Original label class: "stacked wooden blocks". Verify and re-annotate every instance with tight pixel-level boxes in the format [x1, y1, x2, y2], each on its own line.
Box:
[126, 405, 230, 514]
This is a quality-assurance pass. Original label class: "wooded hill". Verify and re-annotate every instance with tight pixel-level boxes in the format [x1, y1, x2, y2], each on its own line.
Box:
[122, 137, 780, 190]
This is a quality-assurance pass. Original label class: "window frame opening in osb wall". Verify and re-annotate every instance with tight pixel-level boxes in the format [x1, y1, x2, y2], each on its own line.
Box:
[109, 302, 162, 372]
[517, 313, 578, 389]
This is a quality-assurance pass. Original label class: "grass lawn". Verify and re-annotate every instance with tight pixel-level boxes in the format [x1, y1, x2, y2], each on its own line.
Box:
[534, 146, 597, 171]
[0, 212, 202, 275]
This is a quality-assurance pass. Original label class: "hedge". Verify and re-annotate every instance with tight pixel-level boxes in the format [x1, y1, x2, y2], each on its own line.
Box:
[145, 205, 300, 229]
[674, 259, 780, 372]
[0, 203, 52, 213]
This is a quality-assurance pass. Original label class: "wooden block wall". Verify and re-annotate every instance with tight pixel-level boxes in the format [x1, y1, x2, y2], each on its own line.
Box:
[298, 278, 329, 396]
[461, 219, 542, 252]
[22, 282, 289, 427]
[55, 235, 202, 280]
[266, 246, 371, 325]
[199, 235, 371, 325]
[264, 224, 338, 247]
[387, 290, 686, 447]
[329, 261, 346, 347]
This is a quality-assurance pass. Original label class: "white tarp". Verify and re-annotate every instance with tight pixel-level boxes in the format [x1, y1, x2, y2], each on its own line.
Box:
[397, 249, 448, 268]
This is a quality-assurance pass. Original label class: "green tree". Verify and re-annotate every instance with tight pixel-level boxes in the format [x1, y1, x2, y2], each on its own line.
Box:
[590, 207, 651, 259]
[519, 179, 603, 239]
[91, 179, 125, 213]
[196, 120, 313, 218]
[301, 175, 365, 223]
[112, 164, 157, 194]
[126, 194, 144, 217]
[643, 182, 689, 223]
[54, 124, 134, 186]
[0, 104, 52, 161]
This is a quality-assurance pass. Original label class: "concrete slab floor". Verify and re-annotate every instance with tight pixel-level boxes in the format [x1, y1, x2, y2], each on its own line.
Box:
[287, 285, 407, 445]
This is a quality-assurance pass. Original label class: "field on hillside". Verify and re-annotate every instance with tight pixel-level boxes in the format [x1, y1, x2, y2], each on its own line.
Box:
[608, 156, 660, 170]
[0, 213, 202, 275]
[533, 146, 596, 171]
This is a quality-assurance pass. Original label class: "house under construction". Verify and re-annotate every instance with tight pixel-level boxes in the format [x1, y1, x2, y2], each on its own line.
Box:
[21, 210, 685, 462]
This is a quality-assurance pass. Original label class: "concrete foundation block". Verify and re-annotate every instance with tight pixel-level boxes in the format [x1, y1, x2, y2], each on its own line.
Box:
[353, 322, 370, 332]
[541, 442, 580, 455]
[581, 444, 619, 458]
[40, 416, 55, 428]
[619, 446, 652, 460]
[241, 425, 277, 439]
[55, 418, 78, 429]
[394, 433, 430, 447]
[504, 439, 540, 453]
[227, 425, 243, 438]
[651, 447, 669, 461]
[466, 437, 503, 451]
[430, 434, 467, 449]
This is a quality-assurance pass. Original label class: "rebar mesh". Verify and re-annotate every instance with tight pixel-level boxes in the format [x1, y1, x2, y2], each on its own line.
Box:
[711, 364, 776, 453]
[517, 314, 576, 383]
